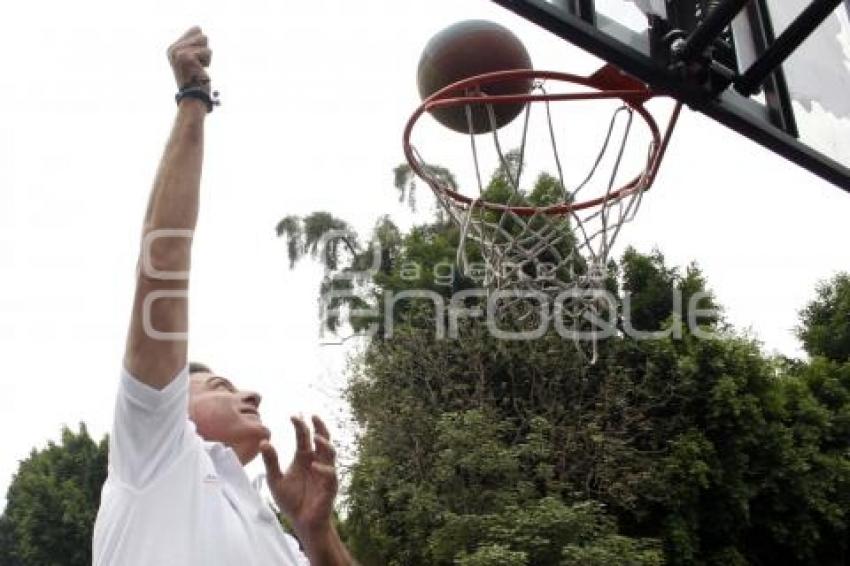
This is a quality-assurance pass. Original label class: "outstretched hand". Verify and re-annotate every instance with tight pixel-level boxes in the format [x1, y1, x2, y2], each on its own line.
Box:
[260, 415, 338, 538]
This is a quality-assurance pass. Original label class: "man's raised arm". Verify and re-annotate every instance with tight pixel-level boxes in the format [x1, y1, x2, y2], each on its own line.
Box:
[124, 27, 212, 389]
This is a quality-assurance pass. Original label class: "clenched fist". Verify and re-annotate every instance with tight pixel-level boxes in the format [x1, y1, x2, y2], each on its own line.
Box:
[167, 26, 212, 93]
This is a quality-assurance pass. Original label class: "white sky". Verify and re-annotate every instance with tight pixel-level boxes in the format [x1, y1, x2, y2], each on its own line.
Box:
[1, 0, 849, 512]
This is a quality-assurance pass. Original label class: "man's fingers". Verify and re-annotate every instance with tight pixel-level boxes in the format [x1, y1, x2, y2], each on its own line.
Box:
[177, 26, 203, 42]
[291, 416, 312, 456]
[314, 435, 336, 466]
[259, 440, 283, 479]
[182, 68, 210, 88]
[194, 47, 212, 67]
[173, 47, 212, 67]
[172, 33, 208, 51]
[312, 415, 331, 441]
[184, 34, 208, 48]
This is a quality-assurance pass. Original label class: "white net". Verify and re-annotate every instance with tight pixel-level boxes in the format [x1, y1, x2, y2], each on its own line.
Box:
[405, 70, 679, 361]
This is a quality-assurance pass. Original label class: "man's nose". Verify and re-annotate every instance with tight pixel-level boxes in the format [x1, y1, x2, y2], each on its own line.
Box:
[241, 390, 262, 408]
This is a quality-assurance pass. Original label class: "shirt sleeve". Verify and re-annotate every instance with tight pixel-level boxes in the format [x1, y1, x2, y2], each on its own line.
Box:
[108, 364, 196, 489]
[282, 533, 311, 566]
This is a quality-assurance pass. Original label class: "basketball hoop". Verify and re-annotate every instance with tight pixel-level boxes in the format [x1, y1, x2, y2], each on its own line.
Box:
[403, 65, 682, 362]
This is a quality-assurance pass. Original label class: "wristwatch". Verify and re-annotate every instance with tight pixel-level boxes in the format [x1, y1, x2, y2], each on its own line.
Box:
[175, 86, 220, 113]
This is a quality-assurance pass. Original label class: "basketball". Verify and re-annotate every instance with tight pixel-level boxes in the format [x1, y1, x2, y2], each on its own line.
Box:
[417, 20, 533, 134]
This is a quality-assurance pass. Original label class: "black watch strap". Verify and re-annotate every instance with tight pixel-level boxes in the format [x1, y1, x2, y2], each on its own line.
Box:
[175, 86, 220, 113]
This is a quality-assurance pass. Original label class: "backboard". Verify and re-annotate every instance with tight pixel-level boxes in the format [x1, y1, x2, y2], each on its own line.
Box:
[491, 0, 850, 190]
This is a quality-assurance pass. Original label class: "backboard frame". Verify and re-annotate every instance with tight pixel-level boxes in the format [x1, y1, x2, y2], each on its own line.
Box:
[491, 0, 850, 190]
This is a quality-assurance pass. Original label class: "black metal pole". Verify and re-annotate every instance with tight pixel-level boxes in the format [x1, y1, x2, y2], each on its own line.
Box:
[566, 0, 596, 24]
[577, 0, 596, 25]
[740, 0, 798, 136]
[737, 0, 844, 94]
[677, 0, 752, 61]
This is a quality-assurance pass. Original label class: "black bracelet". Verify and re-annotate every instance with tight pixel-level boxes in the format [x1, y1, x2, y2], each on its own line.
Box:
[175, 86, 220, 113]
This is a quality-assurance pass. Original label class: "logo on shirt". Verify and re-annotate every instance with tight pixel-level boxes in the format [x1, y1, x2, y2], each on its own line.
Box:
[203, 473, 219, 484]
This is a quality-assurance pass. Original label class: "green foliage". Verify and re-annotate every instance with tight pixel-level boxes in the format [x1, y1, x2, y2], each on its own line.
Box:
[0, 424, 107, 566]
[620, 248, 720, 333]
[620, 248, 678, 331]
[455, 544, 528, 566]
[275, 215, 303, 268]
[276, 211, 358, 271]
[561, 534, 664, 566]
[339, 254, 850, 564]
[0, 514, 21, 566]
[797, 273, 850, 362]
[342, 310, 672, 564]
[285, 160, 850, 566]
[393, 163, 458, 213]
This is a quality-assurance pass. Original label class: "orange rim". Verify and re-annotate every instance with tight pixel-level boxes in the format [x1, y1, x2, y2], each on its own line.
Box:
[403, 68, 681, 217]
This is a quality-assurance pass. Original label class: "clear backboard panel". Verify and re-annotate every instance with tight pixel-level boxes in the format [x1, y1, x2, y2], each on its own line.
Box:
[766, 0, 850, 170]
[491, 0, 850, 189]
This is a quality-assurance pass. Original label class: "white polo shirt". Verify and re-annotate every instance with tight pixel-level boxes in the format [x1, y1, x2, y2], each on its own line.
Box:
[92, 365, 309, 565]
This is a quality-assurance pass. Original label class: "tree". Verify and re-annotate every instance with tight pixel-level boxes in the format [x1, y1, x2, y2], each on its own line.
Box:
[619, 247, 720, 333]
[0, 424, 108, 566]
[276, 211, 358, 270]
[282, 161, 850, 565]
[0, 514, 21, 566]
[283, 167, 666, 564]
[335, 254, 849, 564]
[797, 273, 850, 362]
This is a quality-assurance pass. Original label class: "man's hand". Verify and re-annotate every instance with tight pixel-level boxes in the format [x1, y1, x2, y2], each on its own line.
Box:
[260, 416, 338, 537]
[260, 416, 356, 564]
[167, 26, 212, 92]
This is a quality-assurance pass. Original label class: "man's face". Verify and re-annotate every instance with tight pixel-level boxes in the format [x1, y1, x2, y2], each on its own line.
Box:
[188, 370, 270, 464]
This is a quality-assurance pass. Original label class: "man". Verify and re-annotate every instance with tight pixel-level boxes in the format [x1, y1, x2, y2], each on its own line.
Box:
[92, 27, 356, 565]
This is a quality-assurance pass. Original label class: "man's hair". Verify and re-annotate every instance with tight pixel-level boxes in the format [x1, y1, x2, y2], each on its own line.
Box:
[189, 361, 212, 375]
